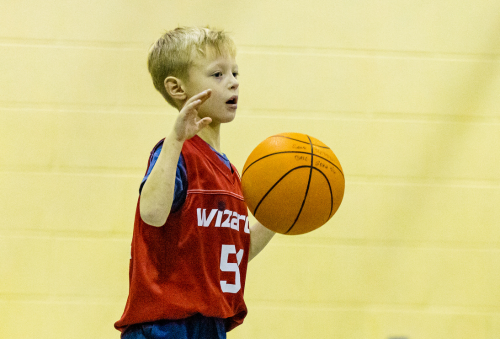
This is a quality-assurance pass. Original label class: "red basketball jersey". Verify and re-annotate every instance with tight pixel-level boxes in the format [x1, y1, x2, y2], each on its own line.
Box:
[115, 135, 250, 332]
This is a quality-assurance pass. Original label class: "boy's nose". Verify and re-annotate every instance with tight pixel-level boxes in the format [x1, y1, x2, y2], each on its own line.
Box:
[229, 76, 239, 90]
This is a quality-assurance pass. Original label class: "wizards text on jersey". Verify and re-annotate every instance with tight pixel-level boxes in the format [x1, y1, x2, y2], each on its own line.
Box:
[197, 208, 250, 233]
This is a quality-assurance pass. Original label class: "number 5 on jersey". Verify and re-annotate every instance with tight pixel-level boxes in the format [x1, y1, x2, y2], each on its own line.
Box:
[220, 244, 244, 293]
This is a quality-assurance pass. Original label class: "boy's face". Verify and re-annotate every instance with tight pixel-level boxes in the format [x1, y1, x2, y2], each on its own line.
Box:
[183, 48, 239, 124]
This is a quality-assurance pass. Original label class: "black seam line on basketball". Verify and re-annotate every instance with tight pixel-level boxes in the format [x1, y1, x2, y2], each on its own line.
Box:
[272, 135, 330, 149]
[285, 135, 314, 234]
[242, 151, 344, 179]
[253, 166, 312, 217]
[311, 167, 334, 218]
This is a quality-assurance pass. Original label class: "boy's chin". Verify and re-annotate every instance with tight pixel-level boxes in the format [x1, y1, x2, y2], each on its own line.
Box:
[213, 112, 236, 124]
[222, 114, 236, 124]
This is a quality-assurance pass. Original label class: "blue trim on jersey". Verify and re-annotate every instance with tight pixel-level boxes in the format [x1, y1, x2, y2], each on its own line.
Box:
[208, 145, 231, 170]
[139, 143, 187, 213]
[139, 141, 232, 213]
[140, 146, 162, 188]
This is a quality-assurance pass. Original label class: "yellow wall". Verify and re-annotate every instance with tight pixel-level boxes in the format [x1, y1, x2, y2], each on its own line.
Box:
[1, 1, 499, 338]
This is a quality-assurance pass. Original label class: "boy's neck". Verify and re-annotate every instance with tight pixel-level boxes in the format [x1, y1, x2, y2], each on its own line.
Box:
[197, 124, 221, 153]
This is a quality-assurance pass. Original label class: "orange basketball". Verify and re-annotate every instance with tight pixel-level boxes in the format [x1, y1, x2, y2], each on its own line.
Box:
[241, 132, 345, 235]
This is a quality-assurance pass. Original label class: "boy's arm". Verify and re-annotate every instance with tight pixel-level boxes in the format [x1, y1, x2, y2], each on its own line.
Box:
[248, 222, 275, 262]
[140, 90, 212, 227]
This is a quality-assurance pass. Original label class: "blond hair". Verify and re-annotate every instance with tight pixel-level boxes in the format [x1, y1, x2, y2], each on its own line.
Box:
[148, 26, 237, 107]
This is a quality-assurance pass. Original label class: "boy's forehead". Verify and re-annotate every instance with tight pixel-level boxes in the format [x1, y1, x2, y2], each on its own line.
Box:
[203, 44, 236, 58]
[191, 49, 237, 68]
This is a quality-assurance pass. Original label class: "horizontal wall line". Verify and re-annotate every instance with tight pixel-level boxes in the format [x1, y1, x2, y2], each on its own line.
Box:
[2, 102, 499, 125]
[348, 175, 500, 189]
[236, 108, 500, 125]
[1, 38, 499, 62]
[0, 230, 132, 242]
[0, 229, 132, 240]
[245, 299, 500, 316]
[2, 294, 498, 315]
[1, 230, 499, 251]
[0, 100, 168, 115]
[1, 169, 498, 189]
[0, 37, 148, 51]
[239, 44, 500, 63]
[270, 236, 500, 251]
[0, 167, 143, 178]
[0, 293, 124, 304]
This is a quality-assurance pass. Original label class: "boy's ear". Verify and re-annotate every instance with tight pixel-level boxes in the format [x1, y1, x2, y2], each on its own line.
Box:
[164, 76, 187, 101]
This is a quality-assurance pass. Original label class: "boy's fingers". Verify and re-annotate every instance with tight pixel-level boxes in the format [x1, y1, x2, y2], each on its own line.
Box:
[184, 100, 203, 118]
[184, 90, 212, 117]
[187, 89, 212, 106]
[198, 117, 212, 127]
[186, 99, 202, 110]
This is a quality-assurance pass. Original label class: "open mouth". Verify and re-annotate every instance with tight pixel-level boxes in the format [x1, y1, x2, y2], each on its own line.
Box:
[226, 96, 238, 105]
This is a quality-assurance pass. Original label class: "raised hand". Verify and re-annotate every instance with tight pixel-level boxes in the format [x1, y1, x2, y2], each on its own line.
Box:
[173, 89, 212, 142]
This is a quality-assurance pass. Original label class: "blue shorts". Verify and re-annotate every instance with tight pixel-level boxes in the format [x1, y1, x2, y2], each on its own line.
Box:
[121, 314, 227, 339]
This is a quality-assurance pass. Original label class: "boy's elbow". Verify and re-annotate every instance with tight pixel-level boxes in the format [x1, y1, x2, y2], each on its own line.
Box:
[139, 201, 169, 227]
[140, 211, 166, 227]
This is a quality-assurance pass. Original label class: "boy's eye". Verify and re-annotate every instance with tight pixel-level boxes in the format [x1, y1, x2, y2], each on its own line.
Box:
[233, 72, 239, 78]
[212, 72, 223, 78]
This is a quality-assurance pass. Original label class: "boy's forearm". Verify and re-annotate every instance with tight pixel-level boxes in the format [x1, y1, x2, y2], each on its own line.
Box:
[248, 222, 275, 262]
[139, 90, 213, 227]
[139, 133, 184, 227]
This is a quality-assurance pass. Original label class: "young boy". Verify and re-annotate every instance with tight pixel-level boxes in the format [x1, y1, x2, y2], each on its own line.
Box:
[114, 27, 275, 339]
